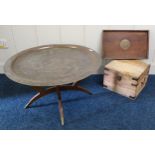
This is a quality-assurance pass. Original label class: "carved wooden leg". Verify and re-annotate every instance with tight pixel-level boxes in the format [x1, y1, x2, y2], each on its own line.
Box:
[56, 86, 64, 126]
[76, 86, 92, 95]
[25, 92, 42, 109]
[25, 86, 56, 109]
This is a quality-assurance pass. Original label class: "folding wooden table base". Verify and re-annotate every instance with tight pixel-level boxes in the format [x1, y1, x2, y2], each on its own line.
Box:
[24, 82, 92, 126]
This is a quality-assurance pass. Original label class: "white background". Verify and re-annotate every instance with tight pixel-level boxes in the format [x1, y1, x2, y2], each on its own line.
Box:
[1, 0, 155, 155]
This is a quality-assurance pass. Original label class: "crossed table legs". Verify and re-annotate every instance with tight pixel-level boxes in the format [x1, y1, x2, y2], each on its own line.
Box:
[24, 82, 92, 125]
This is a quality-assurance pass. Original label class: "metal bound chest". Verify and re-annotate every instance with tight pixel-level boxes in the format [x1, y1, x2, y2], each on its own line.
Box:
[103, 30, 149, 59]
[103, 60, 150, 99]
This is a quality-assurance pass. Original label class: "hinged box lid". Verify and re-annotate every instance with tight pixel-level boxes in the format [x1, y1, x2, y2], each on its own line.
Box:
[105, 60, 149, 79]
[103, 30, 149, 59]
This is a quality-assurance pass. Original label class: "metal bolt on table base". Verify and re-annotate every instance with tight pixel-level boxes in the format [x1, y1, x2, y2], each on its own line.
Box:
[24, 82, 92, 126]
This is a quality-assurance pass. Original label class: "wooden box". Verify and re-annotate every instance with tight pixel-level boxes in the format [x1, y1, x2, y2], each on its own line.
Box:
[103, 30, 149, 59]
[103, 60, 150, 99]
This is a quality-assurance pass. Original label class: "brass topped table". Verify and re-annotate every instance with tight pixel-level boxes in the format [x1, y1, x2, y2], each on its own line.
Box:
[4, 44, 101, 125]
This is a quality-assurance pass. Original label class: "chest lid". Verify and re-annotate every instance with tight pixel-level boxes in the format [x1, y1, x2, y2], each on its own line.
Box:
[103, 30, 149, 59]
[105, 60, 149, 79]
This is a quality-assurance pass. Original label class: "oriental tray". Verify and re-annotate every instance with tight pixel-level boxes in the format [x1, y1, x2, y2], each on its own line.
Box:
[4, 44, 101, 86]
[103, 30, 149, 59]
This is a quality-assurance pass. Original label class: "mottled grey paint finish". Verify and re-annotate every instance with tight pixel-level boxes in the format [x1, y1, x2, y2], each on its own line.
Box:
[4, 44, 101, 86]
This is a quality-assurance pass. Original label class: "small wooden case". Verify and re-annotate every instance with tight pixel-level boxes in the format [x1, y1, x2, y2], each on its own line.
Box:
[103, 60, 150, 99]
[103, 30, 149, 59]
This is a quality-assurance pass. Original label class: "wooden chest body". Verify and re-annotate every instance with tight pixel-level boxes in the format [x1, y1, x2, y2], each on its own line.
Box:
[103, 60, 150, 99]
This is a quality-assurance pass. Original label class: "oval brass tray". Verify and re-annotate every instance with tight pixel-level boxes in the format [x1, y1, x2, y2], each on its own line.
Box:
[4, 44, 101, 86]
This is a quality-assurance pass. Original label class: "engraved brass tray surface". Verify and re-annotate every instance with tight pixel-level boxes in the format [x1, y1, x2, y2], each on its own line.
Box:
[4, 44, 101, 86]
